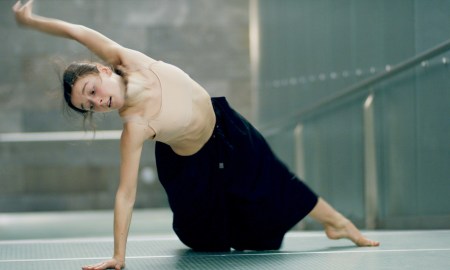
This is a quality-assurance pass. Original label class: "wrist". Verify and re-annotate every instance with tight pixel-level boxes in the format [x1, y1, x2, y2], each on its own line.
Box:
[113, 254, 125, 263]
[112, 256, 126, 270]
[18, 15, 35, 28]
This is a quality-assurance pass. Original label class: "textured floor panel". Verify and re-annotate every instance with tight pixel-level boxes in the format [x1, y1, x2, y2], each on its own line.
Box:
[1, 231, 449, 270]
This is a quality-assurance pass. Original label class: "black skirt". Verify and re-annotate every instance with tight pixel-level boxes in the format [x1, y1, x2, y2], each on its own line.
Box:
[155, 97, 318, 251]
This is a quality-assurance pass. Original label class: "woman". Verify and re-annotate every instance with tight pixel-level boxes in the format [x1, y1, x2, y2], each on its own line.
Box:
[13, 1, 379, 269]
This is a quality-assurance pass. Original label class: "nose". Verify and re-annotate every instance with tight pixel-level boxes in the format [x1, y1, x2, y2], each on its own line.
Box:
[94, 97, 104, 106]
[87, 97, 104, 111]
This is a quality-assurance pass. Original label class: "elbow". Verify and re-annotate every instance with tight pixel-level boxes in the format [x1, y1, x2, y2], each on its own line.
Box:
[115, 188, 136, 208]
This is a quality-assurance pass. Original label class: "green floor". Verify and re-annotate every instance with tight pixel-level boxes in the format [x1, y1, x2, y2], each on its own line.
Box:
[1, 210, 449, 269]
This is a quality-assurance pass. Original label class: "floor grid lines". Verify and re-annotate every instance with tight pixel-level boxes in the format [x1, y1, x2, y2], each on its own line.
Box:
[1, 230, 449, 269]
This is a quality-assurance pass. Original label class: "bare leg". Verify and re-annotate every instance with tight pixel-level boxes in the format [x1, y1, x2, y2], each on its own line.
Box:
[308, 198, 380, 247]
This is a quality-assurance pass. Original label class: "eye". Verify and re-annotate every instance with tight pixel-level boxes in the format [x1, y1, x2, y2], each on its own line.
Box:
[90, 88, 95, 95]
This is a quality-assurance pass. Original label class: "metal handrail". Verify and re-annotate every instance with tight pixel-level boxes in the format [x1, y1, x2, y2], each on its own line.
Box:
[259, 39, 450, 137]
[0, 130, 121, 143]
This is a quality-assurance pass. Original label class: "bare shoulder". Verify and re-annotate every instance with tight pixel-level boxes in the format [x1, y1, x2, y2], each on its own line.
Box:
[117, 48, 158, 69]
[121, 120, 155, 146]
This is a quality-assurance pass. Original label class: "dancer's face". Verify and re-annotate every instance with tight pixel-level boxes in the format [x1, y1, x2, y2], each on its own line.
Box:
[71, 67, 125, 113]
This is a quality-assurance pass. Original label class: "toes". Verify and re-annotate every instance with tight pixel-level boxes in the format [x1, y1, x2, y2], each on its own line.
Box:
[371, 240, 380, 247]
[357, 238, 380, 247]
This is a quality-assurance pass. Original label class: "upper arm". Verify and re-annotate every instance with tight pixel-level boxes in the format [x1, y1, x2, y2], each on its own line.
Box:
[117, 124, 150, 199]
[69, 25, 125, 65]
[69, 25, 157, 67]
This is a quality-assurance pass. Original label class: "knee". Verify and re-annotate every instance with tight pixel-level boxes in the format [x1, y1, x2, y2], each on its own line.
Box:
[231, 232, 284, 251]
[174, 227, 230, 252]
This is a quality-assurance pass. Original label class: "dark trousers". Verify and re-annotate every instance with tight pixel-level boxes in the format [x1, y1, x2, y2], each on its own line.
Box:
[155, 97, 318, 251]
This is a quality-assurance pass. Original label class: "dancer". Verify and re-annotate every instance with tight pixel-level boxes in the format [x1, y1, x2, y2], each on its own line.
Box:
[13, 1, 379, 269]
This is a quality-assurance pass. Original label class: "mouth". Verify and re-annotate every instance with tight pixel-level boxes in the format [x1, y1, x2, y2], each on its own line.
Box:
[108, 97, 112, 108]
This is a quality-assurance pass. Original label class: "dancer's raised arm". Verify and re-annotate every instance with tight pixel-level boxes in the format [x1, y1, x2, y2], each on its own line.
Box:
[13, 0, 123, 65]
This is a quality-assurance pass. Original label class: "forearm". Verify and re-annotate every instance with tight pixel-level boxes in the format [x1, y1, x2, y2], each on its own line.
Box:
[113, 192, 135, 261]
[21, 14, 79, 40]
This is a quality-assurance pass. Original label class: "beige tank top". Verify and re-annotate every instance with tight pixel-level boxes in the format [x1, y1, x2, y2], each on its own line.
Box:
[122, 61, 211, 143]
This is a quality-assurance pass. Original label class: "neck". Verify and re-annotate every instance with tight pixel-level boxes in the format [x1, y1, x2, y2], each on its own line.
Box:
[119, 79, 151, 115]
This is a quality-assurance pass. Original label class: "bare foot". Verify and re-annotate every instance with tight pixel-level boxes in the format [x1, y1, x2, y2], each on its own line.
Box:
[308, 198, 380, 247]
[324, 218, 380, 247]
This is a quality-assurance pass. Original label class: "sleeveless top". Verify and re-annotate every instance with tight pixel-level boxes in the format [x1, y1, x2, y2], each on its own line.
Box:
[122, 61, 211, 143]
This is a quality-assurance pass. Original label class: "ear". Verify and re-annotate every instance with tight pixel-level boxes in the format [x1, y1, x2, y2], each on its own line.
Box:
[95, 64, 113, 76]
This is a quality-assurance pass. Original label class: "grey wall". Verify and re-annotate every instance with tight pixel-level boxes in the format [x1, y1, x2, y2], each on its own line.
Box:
[0, 0, 250, 212]
[256, 0, 450, 229]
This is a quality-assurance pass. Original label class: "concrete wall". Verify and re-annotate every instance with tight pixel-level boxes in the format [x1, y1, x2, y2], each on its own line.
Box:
[0, 0, 251, 212]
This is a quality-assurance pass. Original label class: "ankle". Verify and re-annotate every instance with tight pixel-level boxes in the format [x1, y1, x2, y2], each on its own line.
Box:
[322, 212, 348, 229]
